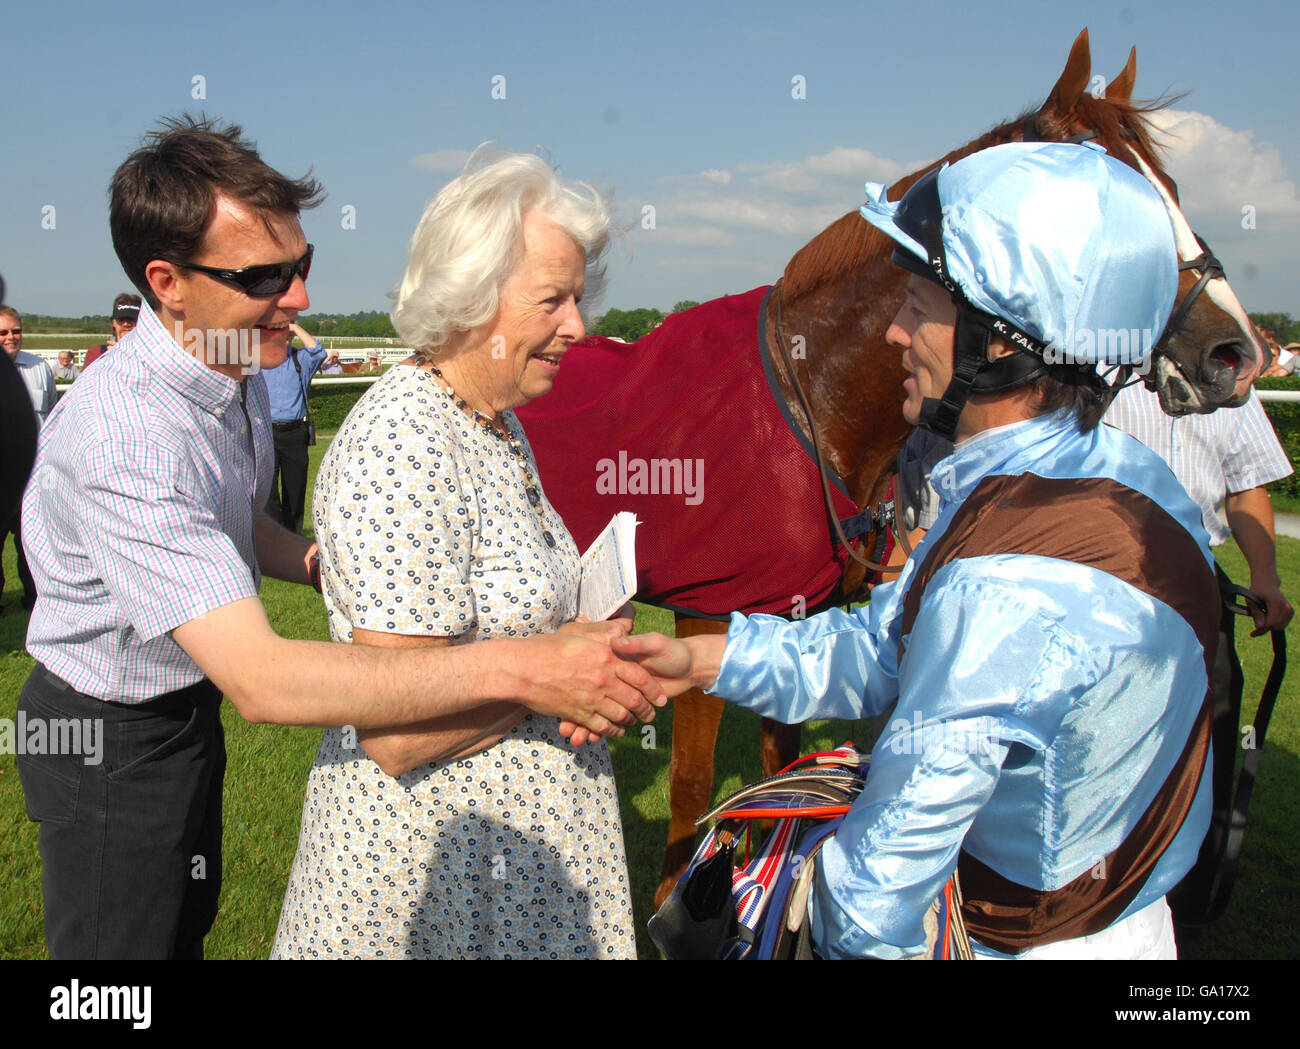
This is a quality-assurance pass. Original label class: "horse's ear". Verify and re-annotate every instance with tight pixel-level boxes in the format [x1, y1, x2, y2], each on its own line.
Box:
[1047, 28, 1092, 115]
[1105, 47, 1137, 105]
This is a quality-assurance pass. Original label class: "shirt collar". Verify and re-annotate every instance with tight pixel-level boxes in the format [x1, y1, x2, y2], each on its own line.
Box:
[929, 409, 1079, 506]
[131, 299, 245, 416]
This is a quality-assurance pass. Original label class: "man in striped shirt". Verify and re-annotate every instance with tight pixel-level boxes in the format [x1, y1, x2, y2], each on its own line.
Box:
[1104, 381, 1292, 925]
[17, 117, 663, 960]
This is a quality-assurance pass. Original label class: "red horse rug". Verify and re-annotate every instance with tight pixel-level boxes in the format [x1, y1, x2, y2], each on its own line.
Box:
[516, 286, 871, 618]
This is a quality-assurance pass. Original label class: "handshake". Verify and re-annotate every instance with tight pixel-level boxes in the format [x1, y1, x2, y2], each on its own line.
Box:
[515, 613, 720, 746]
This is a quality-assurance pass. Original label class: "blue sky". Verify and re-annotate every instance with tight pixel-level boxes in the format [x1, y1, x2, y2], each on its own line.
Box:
[3, 0, 1297, 319]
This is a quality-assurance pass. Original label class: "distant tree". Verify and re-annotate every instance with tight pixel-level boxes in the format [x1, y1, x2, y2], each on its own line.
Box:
[297, 311, 398, 340]
[591, 307, 664, 342]
[1250, 312, 1299, 345]
[672, 300, 701, 314]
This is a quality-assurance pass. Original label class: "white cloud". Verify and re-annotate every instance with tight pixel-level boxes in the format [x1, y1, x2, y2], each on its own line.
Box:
[644, 145, 901, 241]
[659, 168, 733, 186]
[1142, 108, 1300, 308]
[739, 147, 908, 196]
[1148, 109, 1300, 224]
[410, 149, 472, 174]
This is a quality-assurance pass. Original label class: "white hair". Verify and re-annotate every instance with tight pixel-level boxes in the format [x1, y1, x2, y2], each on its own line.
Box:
[391, 149, 612, 353]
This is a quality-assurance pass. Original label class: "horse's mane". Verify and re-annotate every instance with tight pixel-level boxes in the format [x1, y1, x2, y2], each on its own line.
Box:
[780, 95, 1172, 302]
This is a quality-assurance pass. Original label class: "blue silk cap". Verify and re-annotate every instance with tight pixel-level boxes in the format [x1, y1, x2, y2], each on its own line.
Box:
[860, 142, 1180, 366]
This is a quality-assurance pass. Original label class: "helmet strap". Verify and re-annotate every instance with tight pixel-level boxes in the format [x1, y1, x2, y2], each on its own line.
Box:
[916, 302, 1052, 440]
[916, 306, 991, 441]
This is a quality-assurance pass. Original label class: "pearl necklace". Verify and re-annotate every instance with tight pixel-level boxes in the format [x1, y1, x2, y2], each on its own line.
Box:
[426, 364, 556, 548]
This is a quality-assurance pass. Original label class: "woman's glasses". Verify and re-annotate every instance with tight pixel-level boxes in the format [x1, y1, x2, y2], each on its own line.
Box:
[180, 245, 314, 297]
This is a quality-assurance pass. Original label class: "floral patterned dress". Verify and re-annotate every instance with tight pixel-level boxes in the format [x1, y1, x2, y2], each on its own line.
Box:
[272, 365, 635, 958]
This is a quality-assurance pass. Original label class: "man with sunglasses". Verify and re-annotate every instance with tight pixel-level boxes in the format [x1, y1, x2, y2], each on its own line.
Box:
[16, 117, 664, 960]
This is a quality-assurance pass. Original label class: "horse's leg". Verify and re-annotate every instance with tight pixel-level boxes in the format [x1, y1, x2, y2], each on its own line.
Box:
[654, 614, 729, 910]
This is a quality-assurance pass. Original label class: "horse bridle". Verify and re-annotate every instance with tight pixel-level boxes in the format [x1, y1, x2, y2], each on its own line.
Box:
[769, 287, 902, 584]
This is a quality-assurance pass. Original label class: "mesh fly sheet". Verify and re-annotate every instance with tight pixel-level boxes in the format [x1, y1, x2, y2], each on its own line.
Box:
[515, 286, 861, 617]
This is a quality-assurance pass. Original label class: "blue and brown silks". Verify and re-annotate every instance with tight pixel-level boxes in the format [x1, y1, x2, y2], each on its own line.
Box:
[709, 410, 1219, 958]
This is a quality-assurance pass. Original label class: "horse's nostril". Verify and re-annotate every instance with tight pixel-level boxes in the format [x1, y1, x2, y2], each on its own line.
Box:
[1208, 342, 1243, 374]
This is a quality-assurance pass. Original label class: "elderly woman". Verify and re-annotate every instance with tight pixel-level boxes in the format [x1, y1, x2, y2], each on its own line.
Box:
[272, 152, 635, 959]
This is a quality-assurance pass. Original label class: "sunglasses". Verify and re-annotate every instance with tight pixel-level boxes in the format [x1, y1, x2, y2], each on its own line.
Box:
[180, 244, 314, 296]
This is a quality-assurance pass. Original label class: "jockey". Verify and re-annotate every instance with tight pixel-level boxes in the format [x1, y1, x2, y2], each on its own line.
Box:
[619, 140, 1219, 959]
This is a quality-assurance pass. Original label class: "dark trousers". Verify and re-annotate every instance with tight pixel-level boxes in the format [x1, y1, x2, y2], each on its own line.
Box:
[1169, 565, 1242, 926]
[0, 510, 36, 607]
[265, 421, 310, 534]
[16, 663, 226, 959]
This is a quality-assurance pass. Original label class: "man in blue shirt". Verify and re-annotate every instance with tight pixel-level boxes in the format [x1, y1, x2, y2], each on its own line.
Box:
[262, 321, 326, 533]
[620, 142, 1219, 959]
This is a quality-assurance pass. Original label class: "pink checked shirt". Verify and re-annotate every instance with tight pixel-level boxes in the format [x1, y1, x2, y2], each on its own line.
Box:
[23, 301, 274, 701]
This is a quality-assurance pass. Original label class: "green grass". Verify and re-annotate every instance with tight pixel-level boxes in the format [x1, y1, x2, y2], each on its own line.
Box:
[2, 439, 1297, 959]
[1271, 492, 1300, 517]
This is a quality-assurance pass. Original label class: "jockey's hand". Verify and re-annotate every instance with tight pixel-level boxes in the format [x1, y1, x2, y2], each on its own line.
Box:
[612, 632, 703, 698]
[1246, 581, 1294, 636]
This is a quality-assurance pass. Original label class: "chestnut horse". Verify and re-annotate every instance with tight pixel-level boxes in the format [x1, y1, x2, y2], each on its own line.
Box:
[518, 29, 1266, 911]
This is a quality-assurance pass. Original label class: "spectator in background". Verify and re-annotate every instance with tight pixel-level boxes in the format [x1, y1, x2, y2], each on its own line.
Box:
[319, 349, 343, 374]
[1263, 341, 1300, 378]
[1105, 373, 1292, 928]
[53, 351, 82, 381]
[1, 304, 54, 612]
[263, 321, 327, 534]
[359, 349, 382, 374]
[83, 293, 141, 369]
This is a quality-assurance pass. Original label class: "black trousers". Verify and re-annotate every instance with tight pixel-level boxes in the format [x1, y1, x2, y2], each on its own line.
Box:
[1169, 565, 1242, 926]
[265, 421, 310, 535]
[0, 509, 36, 607]
[16, 663, 225, 959]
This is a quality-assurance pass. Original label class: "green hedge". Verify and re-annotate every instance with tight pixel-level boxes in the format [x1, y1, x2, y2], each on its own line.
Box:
[1258, 377, 1300, 499]
[309, 383, 372, 433]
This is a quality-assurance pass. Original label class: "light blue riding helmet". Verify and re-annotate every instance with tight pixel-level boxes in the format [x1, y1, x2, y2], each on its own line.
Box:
[859, 141, 1179, 439]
